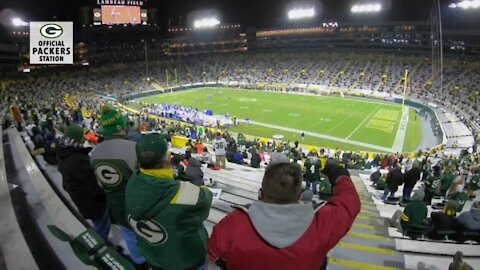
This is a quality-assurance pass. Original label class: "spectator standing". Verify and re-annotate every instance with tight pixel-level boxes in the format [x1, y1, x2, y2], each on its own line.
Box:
[126, 134, 212, 270]
[90, 106, 146, 266]
[213, 132, 227, 169]
[403, 160, 421, 200]
[57, 125, 109, 241]
[304, 152, 321, 194]
[424, 165, 442, 204]
[207, 161, 360, 270]
[382, 165, 404, 200]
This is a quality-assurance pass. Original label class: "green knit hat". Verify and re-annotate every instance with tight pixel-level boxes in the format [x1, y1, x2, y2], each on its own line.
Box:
[136, 134, 168, 168]
[100, 105, 126, 135]
[64, 124, 85, 144]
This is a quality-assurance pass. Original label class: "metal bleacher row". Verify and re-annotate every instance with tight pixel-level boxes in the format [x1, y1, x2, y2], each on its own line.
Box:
[0, 110, 37, 270]
[2, 121, 480, 269]
[434, 108, 475, 150]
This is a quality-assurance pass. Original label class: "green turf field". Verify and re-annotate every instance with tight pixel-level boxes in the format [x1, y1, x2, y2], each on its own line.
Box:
[137, 88, 423, 152]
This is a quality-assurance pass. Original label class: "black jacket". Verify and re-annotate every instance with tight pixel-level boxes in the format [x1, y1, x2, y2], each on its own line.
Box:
[370, 170, 381, 184]
[386, 168, 404, 192]
[404, 167, 421, 188]
[430, 212, 457, 232]
[57, 146, 107, 220]
[250, 153, 261, 168]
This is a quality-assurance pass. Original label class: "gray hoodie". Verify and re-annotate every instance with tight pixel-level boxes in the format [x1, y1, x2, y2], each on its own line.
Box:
[458, 201, 480, 231]
[247, 201, 316, 248]
[185, 157, 204, 186]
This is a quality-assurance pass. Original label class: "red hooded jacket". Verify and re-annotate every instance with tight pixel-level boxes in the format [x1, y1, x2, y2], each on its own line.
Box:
[208, 176, 360, 270]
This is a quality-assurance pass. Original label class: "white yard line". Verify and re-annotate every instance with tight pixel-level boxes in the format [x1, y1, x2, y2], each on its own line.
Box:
[392, 108, 410, 153]
[323, 109, 359, 135]
[249, 120, 394, 152]
[345, 104, 382, 140]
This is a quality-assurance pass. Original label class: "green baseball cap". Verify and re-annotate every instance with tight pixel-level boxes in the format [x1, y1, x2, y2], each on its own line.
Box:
[136, 134, 168, 168]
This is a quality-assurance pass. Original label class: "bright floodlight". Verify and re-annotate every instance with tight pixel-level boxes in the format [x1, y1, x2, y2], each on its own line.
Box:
[351, 3, 382, 13]
[193, 18, 220, 28]
[12, 17, 28, 27]
[288, 8, 316, 20]
[449, 0, 480, 9]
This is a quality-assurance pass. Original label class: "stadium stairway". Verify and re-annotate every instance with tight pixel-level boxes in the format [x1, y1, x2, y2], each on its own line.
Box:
[202, 163, 406, 270]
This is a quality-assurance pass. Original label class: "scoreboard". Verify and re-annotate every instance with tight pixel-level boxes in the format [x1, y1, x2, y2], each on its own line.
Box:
[93, 5, 148, 25]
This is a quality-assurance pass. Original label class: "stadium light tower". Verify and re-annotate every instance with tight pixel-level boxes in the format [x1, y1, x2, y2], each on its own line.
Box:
[448, 0, 480, 9]
[11, 17, 28, 27]
[193, 18, 220, 29]
[351, 3, 382, 13]
[288, 7, 316, 20]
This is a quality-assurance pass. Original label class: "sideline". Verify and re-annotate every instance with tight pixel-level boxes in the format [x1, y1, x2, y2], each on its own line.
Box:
[392, 108, 409, 153]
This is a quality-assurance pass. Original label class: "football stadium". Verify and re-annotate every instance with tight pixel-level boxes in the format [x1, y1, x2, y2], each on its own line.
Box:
[136, 87, 422, 152]
[0, 0, 479, 270]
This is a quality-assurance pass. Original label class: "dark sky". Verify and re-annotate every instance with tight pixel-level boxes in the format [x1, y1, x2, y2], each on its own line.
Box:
[0, 0, 478, 42]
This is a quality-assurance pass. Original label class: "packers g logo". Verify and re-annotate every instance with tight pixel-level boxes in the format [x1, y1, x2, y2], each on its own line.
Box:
[128, 216, 167, 245]
[40, 24, 63, 39]
[95, 164, 122, 186]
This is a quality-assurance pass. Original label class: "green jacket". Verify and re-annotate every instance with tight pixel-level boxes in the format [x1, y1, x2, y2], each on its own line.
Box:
[401, 200, 427, 231]
[125, 170, 213, 270]
[376, 176, 387, 190]
[90, 137, 137, 227]
[425, 175, 441, 194]
[304, 157, 321, 182]
[470, 174, 480, 191]
[440, 173, 455, 193]
[454, 192, 469, 212]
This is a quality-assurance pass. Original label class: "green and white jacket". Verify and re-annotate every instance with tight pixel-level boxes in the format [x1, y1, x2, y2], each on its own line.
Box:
[126, 168, 213, 270]
[90, 137, 137, 227]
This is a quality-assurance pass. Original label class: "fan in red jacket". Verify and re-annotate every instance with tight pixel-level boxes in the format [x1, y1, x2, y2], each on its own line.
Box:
[207, 161, 361, 270]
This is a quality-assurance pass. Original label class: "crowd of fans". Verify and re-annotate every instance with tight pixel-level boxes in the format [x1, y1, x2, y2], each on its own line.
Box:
[2, 49, 479, 269]
[366, 152, 480, 242]
[3, 50, 479, 134]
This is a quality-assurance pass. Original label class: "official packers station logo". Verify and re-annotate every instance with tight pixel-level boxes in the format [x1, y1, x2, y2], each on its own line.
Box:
[128, 216, 168, 245]
[94, 164, 122, 186]
[40, 24, 63, 39]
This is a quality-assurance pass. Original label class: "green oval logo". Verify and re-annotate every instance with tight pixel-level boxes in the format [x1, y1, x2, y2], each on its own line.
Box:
[40, 24, 63, 39]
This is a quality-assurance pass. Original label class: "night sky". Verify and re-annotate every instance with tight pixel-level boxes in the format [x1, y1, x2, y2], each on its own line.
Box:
[0, 0, 478, 43]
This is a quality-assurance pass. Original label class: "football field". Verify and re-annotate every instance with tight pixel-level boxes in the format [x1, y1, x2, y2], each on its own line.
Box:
[137, 88, 422, 153]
